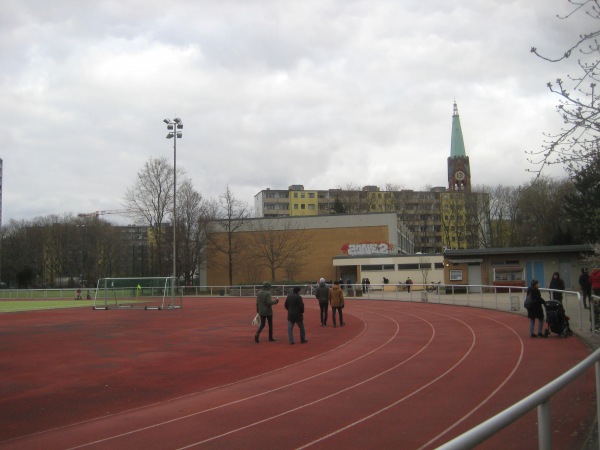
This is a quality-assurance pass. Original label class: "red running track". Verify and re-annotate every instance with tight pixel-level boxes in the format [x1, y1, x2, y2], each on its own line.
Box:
[0, 297, 595, 449]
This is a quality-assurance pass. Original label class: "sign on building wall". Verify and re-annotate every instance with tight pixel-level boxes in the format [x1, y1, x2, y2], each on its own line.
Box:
[449, 269, 463, 281]
[341, 242, 394, 256]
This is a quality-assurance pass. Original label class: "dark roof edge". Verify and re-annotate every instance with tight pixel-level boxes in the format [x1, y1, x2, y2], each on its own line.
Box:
[443, 244, 594, 257]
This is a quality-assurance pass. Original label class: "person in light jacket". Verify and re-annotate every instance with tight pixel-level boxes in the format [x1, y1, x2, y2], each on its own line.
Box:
[329, 280, 345, 328]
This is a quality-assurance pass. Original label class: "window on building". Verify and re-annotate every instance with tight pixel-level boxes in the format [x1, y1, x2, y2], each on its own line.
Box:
[450, 270, 463, 281]
[362, 265, 385, 271]
[301, 204, 305, 209]
[493, 266, 524, 282]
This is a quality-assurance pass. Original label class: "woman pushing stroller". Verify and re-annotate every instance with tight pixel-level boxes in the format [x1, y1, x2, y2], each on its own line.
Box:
[526, 279, 546, 338]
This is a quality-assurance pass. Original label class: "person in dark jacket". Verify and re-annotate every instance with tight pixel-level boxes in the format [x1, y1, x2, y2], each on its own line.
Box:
[285, 286, 307, 345]
[579, 268, 591, 309]
[405, 277, 413, 293]
[527, 279, 546, 338]
[315, 278, 330, 326]
[255, 281, 279, 343]
[549, 272, 565, 304]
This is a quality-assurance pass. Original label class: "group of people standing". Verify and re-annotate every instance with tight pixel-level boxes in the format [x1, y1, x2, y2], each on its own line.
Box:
[527, 268, 600, 337]
[361, 278, 371, 293]
[254, 278, 346, 345]
[578, 267, 600, 309]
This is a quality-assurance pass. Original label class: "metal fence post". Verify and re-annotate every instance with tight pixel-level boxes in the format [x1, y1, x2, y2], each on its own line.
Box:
[537, 401, 552, 450]
[596, 360, 600, 448]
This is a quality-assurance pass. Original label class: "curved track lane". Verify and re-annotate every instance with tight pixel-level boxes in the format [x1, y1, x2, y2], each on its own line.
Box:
[0, 298, 594, 449]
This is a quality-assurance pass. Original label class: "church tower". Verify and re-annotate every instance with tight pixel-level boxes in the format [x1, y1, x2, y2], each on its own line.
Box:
[447, 102, 471, 192]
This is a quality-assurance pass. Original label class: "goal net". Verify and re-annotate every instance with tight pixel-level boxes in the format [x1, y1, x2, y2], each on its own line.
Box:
[93, 277, 183, 310]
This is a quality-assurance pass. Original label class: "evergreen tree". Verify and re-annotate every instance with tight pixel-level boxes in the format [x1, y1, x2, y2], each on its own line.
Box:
[564, 153, 600, 242]
[331, 196, 347, 214]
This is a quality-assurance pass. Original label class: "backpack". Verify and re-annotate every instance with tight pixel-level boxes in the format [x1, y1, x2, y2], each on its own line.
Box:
[524, 294, 533, 310]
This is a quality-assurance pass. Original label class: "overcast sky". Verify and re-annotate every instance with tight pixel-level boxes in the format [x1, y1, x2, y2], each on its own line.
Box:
[1, 0, 591, 224]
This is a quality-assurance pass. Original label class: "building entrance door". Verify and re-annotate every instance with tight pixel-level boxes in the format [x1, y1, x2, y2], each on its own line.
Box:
[525, 260, 545, 288]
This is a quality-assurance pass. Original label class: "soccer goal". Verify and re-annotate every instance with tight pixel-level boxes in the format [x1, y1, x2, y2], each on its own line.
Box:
[93, 277, 183, 310]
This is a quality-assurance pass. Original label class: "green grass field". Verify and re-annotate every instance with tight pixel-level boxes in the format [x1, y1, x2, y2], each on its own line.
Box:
[0, 300, 95, 313]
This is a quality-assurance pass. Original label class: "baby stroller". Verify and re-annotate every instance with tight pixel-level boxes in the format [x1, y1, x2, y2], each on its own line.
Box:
[544, 300, 573, 338]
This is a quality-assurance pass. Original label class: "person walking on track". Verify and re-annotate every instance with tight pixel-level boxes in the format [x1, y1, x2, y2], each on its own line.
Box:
[329, 280, 345, 328]
[285, 286, 307, 345]
[315, 277, 330, 326]
[255, 281, 279, 343]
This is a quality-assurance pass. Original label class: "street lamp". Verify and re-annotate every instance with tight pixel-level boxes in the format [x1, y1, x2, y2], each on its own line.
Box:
[164, 117, 182, 307]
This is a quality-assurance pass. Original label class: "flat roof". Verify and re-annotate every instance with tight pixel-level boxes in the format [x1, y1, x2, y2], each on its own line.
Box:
[443, 244, 594, 257]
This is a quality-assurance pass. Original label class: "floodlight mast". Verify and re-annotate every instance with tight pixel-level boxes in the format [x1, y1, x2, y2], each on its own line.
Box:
[164, 117, 183, 308]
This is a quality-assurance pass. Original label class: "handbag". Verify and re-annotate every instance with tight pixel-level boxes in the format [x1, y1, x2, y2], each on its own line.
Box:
[252, 313, 261, 327]
[524, 294, 533, 310]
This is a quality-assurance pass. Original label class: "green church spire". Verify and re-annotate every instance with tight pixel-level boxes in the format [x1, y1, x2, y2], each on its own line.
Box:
[450, 101, 466, 158]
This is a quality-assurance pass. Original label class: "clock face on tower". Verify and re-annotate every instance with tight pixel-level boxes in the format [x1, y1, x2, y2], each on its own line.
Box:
[455, 170, 465, 181]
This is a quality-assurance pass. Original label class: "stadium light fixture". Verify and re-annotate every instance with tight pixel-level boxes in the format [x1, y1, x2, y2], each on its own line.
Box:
[164, 117, 183, 307]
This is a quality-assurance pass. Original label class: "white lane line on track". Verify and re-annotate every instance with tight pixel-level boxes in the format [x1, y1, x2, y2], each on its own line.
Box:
[68, 305, 514, 450]
[4, 304, 366, 447]
[176, 311, 435, 449]
[296, 310, 477, 449]
[65, 311, 406, 449]
[298, 306, 524, 449]
[416, 315, 525, 449]
[75, 307, 482, 449]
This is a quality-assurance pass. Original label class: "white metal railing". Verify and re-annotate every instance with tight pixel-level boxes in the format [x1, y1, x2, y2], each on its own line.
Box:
[0, 283, 598, 447]
[437, 347, 600, 449]
[0, 283, 596, 334]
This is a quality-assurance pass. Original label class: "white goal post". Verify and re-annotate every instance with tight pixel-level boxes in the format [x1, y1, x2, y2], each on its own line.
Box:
[93, 277, 183, 310]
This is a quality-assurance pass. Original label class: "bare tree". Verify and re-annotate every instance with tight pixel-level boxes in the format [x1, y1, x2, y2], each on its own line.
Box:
[176, 179, 208, 286]
[530, 0, 600, 175]
[334, 183, 370, 213]
[481, 185, 517, 248]
[206, 186, 251, 285]
[419, 256, 431, 285]
[246, 219, 310, 282]
[123, 156, 179, 275]
[383, 183, 404, 192]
